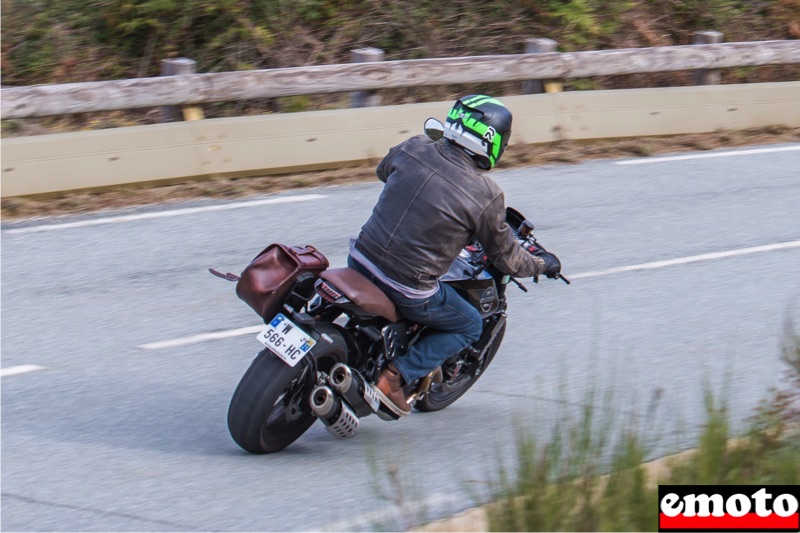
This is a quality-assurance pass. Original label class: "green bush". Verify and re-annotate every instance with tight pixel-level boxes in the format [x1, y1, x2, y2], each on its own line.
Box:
[487, 330, 800, 531]
[3, 0, 799, 88]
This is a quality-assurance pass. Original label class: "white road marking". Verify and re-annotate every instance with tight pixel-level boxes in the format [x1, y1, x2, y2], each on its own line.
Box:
[140, 239, 800, 350]
[570, 240, 800, 280]
[1, 365, 45, 377]
[139, 325, 264, 350]
[3, 194, 326, 235]
[614, 145, 800, 165]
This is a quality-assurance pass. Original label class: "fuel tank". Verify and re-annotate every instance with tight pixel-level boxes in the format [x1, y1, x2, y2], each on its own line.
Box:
[441, 250, 499, 317]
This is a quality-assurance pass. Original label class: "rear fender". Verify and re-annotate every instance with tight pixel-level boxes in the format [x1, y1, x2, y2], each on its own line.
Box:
[304, 322, 349, 374]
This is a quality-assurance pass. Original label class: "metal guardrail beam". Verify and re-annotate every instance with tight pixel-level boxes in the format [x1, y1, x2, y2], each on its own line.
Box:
[2, 41, 799, 119]
[3, 83, 799, 197]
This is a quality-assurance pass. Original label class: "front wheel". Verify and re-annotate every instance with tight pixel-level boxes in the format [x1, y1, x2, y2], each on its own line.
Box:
[414, 321, 506, 413]
[227, 323, 347, 453]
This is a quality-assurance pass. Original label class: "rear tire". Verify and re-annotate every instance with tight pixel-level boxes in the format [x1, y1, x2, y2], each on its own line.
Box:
[227, 323, 347, 453]
[414, 321, 506, 413]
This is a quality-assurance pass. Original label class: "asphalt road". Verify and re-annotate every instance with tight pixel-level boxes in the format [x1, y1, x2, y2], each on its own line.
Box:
[2, 144, 799, 531]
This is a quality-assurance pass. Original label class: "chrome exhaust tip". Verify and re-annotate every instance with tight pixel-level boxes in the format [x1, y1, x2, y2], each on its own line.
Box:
[310, 385, 336, 418]
[308, 385, 358, 439]
[329, 363, 383, 418]
[329, 363, 354, 393]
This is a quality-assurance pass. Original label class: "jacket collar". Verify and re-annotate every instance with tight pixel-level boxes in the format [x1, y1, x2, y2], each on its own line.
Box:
[439, 139, 482, 171]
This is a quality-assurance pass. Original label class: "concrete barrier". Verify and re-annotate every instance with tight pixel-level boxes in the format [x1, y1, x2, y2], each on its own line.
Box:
[2, 82, 799, 197]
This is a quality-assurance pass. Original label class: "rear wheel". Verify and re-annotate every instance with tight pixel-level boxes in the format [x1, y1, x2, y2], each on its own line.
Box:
[414, 321, 506, 413]
[227, 323, 347, 453]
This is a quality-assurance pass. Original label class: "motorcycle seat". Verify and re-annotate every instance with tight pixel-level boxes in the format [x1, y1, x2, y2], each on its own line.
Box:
[319, 268, 400, 323]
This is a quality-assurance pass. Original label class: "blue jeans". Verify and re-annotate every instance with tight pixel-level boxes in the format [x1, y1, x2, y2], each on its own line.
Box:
[347, 256, 483, 383]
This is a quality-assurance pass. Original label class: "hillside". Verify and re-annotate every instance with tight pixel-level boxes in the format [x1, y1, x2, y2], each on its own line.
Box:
[3, 1, 799, 94]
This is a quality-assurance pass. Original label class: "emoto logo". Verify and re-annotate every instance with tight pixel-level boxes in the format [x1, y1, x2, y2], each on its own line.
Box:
[658, 485, 800, 532]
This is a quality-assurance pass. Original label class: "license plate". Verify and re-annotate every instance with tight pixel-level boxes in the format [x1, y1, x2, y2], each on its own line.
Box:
[257, 313, 316, 367]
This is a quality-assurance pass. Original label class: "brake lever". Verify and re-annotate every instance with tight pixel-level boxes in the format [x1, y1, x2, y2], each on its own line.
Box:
[525, 236, 570, 285]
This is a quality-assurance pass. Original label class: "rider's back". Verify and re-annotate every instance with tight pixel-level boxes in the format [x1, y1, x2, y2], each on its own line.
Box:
[355, 134, 535, 292]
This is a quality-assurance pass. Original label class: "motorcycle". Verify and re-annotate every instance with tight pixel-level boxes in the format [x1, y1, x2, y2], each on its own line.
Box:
[212, 118, 568, 453]
[213, 206, 568, 454]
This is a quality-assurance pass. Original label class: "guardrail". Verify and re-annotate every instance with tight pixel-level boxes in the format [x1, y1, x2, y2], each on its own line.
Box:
[3, 82, 799, 197]
[2, 39, 800, 119]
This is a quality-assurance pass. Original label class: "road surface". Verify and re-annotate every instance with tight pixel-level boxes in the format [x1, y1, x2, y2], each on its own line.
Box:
[2, 144, 799, 531]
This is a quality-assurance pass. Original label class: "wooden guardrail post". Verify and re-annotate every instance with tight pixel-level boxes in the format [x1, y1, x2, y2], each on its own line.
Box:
[522, 38, 562, 94]
[4, 40, 800, 119]
[160, 57, 204, 121]
[350, 48, 384, 108]
[694, 31, 724, 85]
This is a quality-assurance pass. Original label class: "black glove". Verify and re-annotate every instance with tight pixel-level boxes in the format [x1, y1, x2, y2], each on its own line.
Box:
[537, 251, 561, 278]
[528, 244, 561, 280]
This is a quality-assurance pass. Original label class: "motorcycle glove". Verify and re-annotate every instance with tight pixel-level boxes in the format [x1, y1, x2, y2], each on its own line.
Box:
[530, 249, 561, 279]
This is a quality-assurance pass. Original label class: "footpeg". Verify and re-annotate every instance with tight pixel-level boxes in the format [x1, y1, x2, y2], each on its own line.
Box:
[371, 386, 408, 420]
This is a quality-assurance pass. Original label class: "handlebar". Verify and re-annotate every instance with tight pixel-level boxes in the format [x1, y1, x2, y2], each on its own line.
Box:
[554, 273, 571, 285]
[504, 207, 569, 289]
[513, 227, 570, 286]
[463, 220, 569, 289]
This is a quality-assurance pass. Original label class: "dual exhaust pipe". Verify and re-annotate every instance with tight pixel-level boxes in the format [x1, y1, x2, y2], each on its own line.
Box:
[308, 385, 358, 439]
[309, 363, 395, 439]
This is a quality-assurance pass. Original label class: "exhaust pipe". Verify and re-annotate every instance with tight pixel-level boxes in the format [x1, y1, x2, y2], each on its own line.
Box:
[309, 385, 358, 439]
[329, 363, 382, 418]
[330, 363, 398, 422]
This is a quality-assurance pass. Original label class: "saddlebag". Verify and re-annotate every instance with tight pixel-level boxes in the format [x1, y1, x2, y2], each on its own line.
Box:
[235, 244, 328, 321]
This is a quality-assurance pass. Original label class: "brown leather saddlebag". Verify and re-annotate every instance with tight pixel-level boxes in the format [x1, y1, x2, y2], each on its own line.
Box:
[235, 244, 328, 321]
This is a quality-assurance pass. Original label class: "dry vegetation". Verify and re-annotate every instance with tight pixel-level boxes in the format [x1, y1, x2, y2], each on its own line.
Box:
[5, 1, 799, 86]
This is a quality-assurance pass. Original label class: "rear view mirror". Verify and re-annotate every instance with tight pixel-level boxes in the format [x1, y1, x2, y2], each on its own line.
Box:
[424, 118, 445, 141]
[505, 207, 534, 236]
[505, 207, 527, 229]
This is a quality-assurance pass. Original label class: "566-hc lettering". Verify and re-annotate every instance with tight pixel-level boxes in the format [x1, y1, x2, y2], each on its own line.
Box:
[257, 313, 316, 367]
[263, 328, 303, 361]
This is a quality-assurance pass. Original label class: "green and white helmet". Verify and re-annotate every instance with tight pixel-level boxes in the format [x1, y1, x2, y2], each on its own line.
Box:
[444, 94, 512, 169]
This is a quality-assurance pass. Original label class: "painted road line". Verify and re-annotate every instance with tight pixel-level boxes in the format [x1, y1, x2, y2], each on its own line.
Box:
[3, 194, 326, 235]
[139, 325, 264, 350]
[140, 239, 800, 350]
[570, 240, 800, 280]
[1, 365, 45, 377]
[614, 145, 800, 165]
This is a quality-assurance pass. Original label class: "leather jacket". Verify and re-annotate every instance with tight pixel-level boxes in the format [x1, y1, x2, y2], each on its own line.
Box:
[355, 135, 543, 292]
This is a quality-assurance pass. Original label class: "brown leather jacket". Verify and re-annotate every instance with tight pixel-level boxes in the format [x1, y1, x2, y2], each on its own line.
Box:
[355, 135, 543, 292]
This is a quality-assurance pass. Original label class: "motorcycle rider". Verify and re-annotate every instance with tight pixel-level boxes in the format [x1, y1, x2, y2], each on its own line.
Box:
[348, 94, 562, 416]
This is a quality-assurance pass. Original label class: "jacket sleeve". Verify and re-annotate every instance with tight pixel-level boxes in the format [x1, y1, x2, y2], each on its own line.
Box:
[474, 193, 544, 278]
[376, 143, 403, 183]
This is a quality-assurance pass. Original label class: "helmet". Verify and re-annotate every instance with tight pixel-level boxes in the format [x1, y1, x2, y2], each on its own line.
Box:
[444, 95, 512, 169]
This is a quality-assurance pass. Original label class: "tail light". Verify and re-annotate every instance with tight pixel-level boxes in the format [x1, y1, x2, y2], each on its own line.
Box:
[316, 280, 348, 304]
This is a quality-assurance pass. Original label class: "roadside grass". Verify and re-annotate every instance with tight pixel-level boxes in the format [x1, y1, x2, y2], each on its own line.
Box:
[485, 327, 800, 532]
[376, 325, 799, 532]
[366, 440, 434, 532]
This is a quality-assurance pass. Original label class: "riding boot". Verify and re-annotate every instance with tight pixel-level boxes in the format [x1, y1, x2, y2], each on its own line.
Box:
[375, 362, 412, 416]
